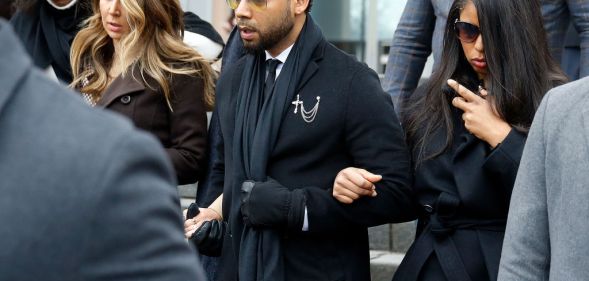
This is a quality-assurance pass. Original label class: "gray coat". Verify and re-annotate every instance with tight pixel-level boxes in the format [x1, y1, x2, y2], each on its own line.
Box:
[498, 77, 589, 281]
[0, 20, 205, 281]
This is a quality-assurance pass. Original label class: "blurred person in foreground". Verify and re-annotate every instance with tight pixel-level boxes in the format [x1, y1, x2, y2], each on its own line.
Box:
[0, 4, 206, 280]
[498, 76, 589, 281]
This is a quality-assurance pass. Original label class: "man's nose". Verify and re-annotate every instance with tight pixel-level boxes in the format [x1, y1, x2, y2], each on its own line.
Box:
[235, 0, 252, 19]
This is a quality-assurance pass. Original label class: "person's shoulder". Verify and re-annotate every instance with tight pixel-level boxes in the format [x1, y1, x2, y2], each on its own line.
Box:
[543, 77, 589, 115]
[322, 42, 377, 78]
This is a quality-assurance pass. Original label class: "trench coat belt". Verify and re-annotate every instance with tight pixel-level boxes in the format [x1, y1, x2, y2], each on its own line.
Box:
[393, 192, 506, 281]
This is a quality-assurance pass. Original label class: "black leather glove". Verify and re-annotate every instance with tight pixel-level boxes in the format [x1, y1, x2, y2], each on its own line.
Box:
[240, 178, 307, 231]
[186, 203, 225, 257]
[190, 220, 226, 257]
[186, 203, 200, 219]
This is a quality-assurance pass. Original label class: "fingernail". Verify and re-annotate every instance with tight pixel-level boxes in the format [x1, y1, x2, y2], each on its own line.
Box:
[447, 79, 455, 85]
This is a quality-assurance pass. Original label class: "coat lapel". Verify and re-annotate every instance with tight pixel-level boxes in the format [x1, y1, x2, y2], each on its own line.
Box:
[96, 71, 145, 107]
[295, 41, 325, 92]
[452, 132, 488, 202]
[453, 133, 478, 160]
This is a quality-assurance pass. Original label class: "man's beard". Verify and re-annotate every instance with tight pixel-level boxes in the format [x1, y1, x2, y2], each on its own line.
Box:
[239, 12, 295, 54]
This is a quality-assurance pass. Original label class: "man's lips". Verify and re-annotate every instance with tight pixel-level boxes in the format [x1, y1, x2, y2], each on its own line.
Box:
[239, 26, 257, 40]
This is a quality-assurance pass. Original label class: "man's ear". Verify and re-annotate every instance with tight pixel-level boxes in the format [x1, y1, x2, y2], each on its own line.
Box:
[293, 0, 309, 15]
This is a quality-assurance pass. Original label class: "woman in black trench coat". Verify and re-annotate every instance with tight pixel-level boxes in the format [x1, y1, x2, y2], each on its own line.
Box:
[332, 0, 566, 280]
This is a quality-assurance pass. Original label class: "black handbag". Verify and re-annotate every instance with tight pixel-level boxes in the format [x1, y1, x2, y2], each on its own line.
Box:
[186, 203, 226, 257]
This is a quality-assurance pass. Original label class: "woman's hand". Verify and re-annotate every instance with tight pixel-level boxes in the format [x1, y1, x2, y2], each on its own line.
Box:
[184, 208, 222, 239]
[332, 167, 381, 204]
[447, 79, 511, 148]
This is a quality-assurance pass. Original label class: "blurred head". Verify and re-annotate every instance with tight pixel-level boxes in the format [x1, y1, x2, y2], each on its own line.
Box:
[231, 0, 311, 54]
[0, 0, 15, 19]
[71, 0, 216, 109]
[402, 0, 566, 164]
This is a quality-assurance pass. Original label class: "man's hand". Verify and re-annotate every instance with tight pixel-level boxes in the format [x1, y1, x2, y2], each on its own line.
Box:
[240, 179, 306, 231]
[333, 167, 381, 204]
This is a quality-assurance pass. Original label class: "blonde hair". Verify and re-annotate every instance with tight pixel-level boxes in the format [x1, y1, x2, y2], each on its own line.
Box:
[70, 0, 215, 109]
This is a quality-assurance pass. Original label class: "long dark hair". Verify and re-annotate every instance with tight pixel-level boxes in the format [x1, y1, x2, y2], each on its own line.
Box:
[401, 0, 567, 165]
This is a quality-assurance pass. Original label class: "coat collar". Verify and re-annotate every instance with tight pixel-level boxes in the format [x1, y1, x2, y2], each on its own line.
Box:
[96, 67, 145, 107]
[0, 20, 33, 115]
[230, 40, 326, 100]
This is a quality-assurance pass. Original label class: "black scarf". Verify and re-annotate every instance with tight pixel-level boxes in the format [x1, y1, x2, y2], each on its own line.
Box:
[10, 1, 90, 83]
[231, 15, 324, 281]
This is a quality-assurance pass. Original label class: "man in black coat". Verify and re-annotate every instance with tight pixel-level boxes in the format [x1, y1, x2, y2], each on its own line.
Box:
[185, 0, 415, 280]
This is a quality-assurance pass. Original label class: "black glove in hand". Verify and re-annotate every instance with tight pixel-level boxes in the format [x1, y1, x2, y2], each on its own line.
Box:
[240, 178, 307, 231]
[186, 203, 225, 257]
[189, 220, 226, 257]
[186, 203, 200, 219]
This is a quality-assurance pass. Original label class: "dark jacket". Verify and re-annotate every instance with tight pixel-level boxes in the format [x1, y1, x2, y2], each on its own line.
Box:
[214, 40, 415, 281]
[393, 88, 526, 281]
[97, 70, 208, 185]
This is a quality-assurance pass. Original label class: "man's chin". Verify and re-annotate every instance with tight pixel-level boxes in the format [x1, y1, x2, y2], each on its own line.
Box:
[242, 40, 263, 54]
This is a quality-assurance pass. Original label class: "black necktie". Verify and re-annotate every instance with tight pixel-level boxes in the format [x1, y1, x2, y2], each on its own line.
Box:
[263, 59, 281, 100]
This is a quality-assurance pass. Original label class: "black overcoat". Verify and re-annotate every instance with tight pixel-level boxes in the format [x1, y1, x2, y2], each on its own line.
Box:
[213, 40, 415, 281]
[393, 99, 526, 281]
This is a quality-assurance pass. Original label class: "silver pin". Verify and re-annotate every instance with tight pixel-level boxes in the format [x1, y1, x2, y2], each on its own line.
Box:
[292, 95, 321, 123]
[291, 94, 303, 114]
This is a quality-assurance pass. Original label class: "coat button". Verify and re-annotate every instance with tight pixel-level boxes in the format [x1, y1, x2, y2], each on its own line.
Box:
[423, 204, 433, 213]
[120, 95, 131, 104]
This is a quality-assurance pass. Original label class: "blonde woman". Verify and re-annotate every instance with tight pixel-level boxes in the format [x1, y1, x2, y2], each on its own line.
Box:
[70, 0, 215, 184]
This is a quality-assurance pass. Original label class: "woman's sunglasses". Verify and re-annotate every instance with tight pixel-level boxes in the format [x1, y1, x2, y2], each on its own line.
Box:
[454, 19, 481, 43]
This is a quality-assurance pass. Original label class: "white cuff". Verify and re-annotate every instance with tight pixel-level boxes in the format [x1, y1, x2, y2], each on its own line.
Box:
[46, 0, 78, 10]
[302, 207, 309, 231]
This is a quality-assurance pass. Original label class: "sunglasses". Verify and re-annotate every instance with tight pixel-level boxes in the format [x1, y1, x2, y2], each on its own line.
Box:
[226, 0, 267, 10]
[454, 19, 481, 43]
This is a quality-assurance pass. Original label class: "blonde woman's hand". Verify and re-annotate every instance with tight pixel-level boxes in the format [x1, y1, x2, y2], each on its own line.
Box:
[332, 167, 381, 204]
[184, 208, 222, 239]
[447, 79, 511, 148]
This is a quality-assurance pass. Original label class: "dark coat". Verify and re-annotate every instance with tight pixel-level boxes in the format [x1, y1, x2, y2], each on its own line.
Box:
[97, 70, 208, 185]
[214, 40, 415, 281]
[393, 95, 526, 281]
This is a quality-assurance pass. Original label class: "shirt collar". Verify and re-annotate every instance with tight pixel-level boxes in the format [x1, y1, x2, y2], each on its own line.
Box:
[265, 44, 294, 64]
[46, 0, 78, 10]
